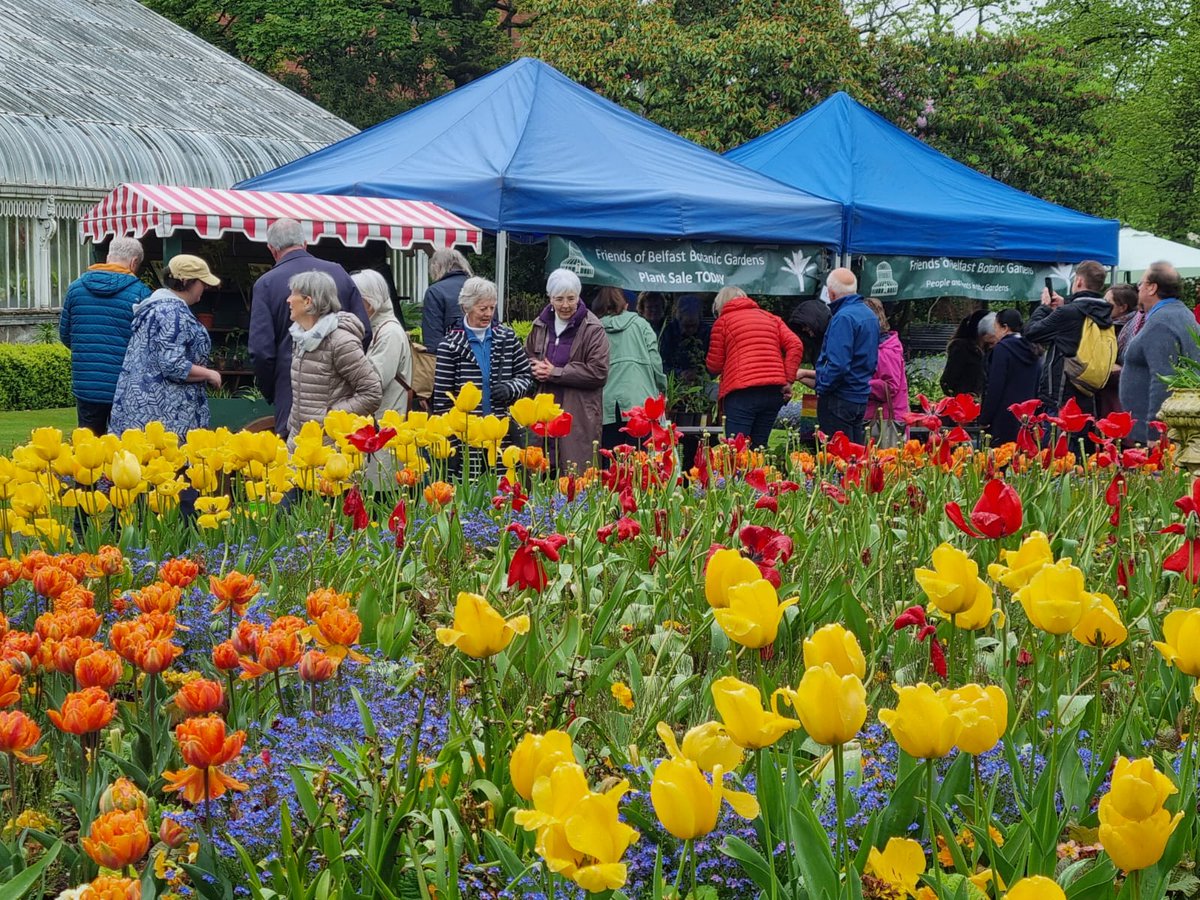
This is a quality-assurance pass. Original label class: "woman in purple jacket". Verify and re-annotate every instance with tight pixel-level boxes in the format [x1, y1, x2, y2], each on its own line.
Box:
[863, 298, 909, 442]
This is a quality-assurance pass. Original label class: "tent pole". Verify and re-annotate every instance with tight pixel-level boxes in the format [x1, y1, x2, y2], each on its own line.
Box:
[496, 230, 509, 321]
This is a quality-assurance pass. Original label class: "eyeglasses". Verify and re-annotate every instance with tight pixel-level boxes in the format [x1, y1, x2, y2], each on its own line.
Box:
[549, 294, 579, 304]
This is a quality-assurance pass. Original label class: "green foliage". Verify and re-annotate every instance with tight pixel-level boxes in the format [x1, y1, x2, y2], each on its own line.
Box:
[873, 32, 1113, 217]
[143, 0, 516, 128]
[0, 343, 73, 411]
[521, 0, 877, 152]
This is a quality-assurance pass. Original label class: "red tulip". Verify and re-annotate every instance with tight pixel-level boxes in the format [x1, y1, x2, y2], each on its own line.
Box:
[1094, 411, 1133, 440]
[346, 423, 397, 454]
[945, 478, 1023, 539]
[942, 393, 981, 424]
[1050, 397, 1091, 433]
[342, 487, 368, 531]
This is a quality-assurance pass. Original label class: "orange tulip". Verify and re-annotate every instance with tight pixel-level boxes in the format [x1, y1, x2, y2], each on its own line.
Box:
[175, 679, 226, 717]
[99, 777, 149, 815]
[47, 686, 117, 735]
[0, 661, 20, 707]
[298, 649, 337, 683]
[136, 611, 177, 641]
[55, 585, 97, 613]
[238, 630, 302, 679]
[0, 558, 21, 589]
[209, 571, 260, 617]
[269, 615, 307, 636]
[1, 631, 40, 675]
[134, 637, 183, 675]
[19, 550, 55, 580]
[96, 545, 125, 577]
[82, 808, 150, 870]
[423, 481, 454, 507]
[305, 587, 350, 620]
[231, 620, 264, 656]
[76, 649, 124, 690]
[0, 709, 46, 763]
[162, 715, 249, 803]
[311, 607, 368, 665]
[0, 611, 6, 642]
[133, 582, 182, 615]
[212, 641, 240, 672]
[32, 566, 76, 599]
[45, 636, 102, 676]
[35, 612, 74, 642]
[81, 875, 142, 900]
[158, 558, 200, 588]
[158, 816, 189, 849]
[57, 554, 90, 582]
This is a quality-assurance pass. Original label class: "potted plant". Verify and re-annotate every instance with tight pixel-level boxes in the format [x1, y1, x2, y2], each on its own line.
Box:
[665, 371, 716, 428]
[1156, 331, 1200, 471]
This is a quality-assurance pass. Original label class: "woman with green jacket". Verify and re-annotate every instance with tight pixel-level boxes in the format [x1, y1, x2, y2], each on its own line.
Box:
[594, 288, 667, 449]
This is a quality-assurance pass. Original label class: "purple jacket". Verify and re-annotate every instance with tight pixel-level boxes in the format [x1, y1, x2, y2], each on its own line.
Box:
[865, 331, 909, 422]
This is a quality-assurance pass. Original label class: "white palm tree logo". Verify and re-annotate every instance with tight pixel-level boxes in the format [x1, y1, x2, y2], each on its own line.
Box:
[781, 251, 814, 291]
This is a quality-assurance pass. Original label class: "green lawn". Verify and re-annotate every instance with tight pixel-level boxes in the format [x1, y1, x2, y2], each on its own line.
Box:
[0, 407, 76, 452]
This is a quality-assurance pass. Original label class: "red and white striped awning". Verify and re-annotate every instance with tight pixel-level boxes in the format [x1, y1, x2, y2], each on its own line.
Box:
[80, 183, 482, 251]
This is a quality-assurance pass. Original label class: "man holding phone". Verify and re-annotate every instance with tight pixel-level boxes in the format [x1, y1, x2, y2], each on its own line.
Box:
[1023, 259, 1113, 418]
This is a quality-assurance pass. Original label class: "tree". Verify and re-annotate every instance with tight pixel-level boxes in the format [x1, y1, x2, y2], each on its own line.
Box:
[873, 32, 1113, 217]
[519, 0, 876, 152]
[142, 0, 516, 128]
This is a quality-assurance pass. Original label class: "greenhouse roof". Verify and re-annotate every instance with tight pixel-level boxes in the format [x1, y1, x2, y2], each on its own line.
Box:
[0, 0, 356, 197]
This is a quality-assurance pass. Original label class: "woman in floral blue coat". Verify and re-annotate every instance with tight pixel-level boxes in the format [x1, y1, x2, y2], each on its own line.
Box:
[109, 255, 224, 437]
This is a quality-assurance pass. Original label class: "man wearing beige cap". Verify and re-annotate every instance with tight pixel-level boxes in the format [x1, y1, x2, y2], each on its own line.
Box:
[109, 254, 225, 436]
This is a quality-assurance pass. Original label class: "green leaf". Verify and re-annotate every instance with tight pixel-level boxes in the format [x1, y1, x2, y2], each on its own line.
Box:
[0, 841, 61, 900]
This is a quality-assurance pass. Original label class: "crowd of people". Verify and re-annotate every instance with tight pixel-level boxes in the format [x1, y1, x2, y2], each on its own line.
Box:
[58, 228, 1200, 471]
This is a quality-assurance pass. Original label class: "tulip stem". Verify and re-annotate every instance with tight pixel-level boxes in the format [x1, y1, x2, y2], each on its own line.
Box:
[833, 742, 847, 874]
[1091, 645, 1104, 776]
[8, 753, 18, 825]
[756, 749, 779, 900]
[925, 758, 944, 896]
[948, 614, 957, 685]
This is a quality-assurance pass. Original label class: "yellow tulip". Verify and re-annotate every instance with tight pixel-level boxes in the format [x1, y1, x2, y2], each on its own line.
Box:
[63, 489, 111, 517]
[988, 531, 1053, 591]
[864, 837, 925, 898]
[436, 592, 530, 659]
[704, 548, 761, 610]
[71, 431, 110, 470]
[515, 763, 638, 894]
[942, 683, 1008, 755]
[878, 683, 962, 759]
[915, 543, 991, 616]
[650, 756, 758, 839]
[1072, 593, 1127, 649]
[1005, 875, 1065, 900]
[451, 381, 483, 413]
[785, 663, 867, 746]
[142, 420, 179, 451]
[110, 451, 143, 492]
[9, 482, 48, 519]
[802, 623, 867, 678]
[323, 409, 371, 445]
[532, 393, 564, 422]
[1152, 608, 1200, 677]
[510, 730, 576, 801]
[322, 453, 354, 483]
[1097, 756, 1183, 873]
[28, 427, 64, 464]
[713, 579, 797, 649]
[943, 582, 1005, 631]
[655, 721, 744, 773]
[710, 676, 801, 750]
[1014, 559, 1088, 635]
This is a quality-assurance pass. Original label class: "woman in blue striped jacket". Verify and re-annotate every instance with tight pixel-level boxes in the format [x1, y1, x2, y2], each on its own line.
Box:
[432, 277, 534, 428]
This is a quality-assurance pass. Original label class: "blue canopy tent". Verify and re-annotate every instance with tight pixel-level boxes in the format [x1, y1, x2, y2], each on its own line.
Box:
[239, 58, 844, 304]
[725, 92, 1118, 265]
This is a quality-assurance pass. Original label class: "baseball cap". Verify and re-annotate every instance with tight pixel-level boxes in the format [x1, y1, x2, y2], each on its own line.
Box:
[167, 254, 220, 286]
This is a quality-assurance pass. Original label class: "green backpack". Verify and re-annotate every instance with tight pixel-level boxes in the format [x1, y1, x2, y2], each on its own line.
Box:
[1063, 317, 1117, 396]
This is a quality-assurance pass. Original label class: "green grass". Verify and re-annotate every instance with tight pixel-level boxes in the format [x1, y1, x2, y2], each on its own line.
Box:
[0, 407, 76, 452]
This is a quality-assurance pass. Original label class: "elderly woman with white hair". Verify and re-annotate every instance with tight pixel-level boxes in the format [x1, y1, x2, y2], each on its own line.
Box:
[286, 270, 382, 441]
[526, 268, 610, 471]
[432, 276, 533, 425]
[351, 268, 412, 417]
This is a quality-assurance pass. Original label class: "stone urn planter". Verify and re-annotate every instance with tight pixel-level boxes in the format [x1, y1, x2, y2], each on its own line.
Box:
[1158, 387, 1200, 472]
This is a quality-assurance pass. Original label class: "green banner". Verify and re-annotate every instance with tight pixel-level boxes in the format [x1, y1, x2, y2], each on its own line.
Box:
[862, 256, 1077, 301]
[546, 237, 829, 296]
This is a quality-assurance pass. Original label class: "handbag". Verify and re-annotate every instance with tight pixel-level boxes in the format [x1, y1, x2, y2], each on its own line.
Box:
[870, 385, 900, 448]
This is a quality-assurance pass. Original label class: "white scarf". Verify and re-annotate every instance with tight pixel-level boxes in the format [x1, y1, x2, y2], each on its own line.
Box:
[290, 313, 340, 355]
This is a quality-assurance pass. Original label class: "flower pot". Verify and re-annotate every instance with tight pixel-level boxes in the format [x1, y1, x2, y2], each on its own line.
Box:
[1158, 387, 1200, 472]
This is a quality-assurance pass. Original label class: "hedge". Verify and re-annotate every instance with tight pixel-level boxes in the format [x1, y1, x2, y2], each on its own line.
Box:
[0, 343, 74, 411]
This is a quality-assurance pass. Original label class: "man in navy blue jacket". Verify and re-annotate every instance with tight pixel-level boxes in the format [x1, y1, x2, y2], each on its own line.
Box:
[249, 219, 372, 436]
[60, 236, 152, 434]
[798, 268, 879, 444]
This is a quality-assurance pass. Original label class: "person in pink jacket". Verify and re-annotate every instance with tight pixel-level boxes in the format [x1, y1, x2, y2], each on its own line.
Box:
[863, 298, 909, 435]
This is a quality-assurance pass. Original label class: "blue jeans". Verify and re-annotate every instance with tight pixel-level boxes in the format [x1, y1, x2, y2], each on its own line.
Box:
[76, 399, 111, 435]
[817, 394, 867, 444]
[723, 385, 786, 448]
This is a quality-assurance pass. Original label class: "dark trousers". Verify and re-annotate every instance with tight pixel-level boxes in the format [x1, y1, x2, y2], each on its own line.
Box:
[76, 399, 112, 435]
[723, 385, 786, 449]
[817, 394, 867, 444]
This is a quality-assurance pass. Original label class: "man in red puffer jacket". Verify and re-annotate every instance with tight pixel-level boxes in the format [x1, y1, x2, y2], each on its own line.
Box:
[706, 286, 803, 448]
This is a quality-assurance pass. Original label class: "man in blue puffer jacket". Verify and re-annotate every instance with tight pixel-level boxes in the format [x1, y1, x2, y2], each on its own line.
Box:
[59, 237, 152, 434]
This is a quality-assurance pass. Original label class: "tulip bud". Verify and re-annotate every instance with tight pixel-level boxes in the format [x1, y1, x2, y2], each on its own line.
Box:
[802, 624, 866, 679]
[787, 664, 867, 747]
[100, 777, 148, 816]
[212, 641, 239, 671]
[298, 650, 336, 683]
[158, 816, 189, 849]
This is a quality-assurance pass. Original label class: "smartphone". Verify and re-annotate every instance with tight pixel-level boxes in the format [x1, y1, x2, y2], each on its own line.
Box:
[1044, 277, 1054, 294]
